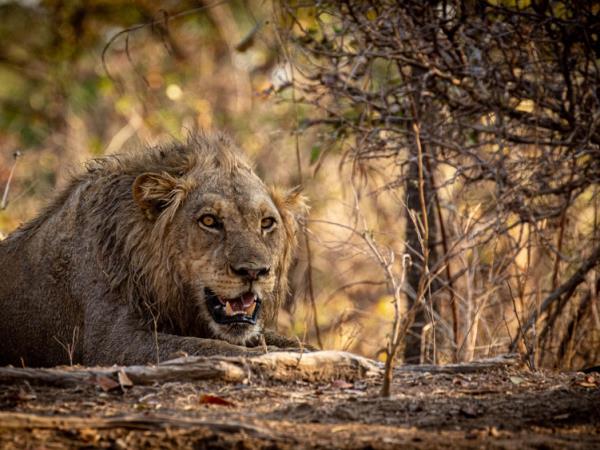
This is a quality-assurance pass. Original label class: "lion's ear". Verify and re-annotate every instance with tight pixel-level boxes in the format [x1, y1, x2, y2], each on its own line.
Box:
[282, 186, 309, 224]
[133, 172, 178, 220]
[271, 185, 309, 233]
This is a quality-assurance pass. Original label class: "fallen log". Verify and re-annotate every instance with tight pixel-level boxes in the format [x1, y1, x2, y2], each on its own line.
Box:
[169, 350, 382, 382]
[395, 354, 524, 375]
[0, 352, 522, 389]
[0, 411, 280, 441]
[0, 350, 382, 388]
[0, 360, 241, 388]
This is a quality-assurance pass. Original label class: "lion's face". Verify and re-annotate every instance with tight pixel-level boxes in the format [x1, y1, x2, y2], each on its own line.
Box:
[176, 170, 288, 344]
[132, 147, 303, 345]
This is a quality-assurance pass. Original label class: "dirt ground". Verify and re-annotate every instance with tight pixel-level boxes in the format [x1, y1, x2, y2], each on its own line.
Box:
[0, 356, 599, 449]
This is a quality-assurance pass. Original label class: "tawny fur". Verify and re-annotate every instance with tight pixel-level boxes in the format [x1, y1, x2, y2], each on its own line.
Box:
[0, 133, 307, 367]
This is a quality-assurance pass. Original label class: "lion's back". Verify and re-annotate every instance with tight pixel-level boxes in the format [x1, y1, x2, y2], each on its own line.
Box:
[0, 196, 86, 367]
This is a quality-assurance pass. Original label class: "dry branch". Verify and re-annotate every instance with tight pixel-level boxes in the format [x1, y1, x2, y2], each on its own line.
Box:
[394, 353, 523, 375]
[279, 0, 600, 369]
[0, 352, 525, 391]
[511, 244, 600, 350]
[0, 351, 382, 388]
[0, 412, 278, 440]
[0, 360, 240, 388]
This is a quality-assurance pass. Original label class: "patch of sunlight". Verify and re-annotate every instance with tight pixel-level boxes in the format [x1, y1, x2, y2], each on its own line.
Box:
[166, 84, 183, 101]
[515, 99, 535, 112]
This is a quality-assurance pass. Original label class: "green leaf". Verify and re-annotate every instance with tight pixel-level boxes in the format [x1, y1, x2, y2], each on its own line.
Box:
[310, 145, 321, 165]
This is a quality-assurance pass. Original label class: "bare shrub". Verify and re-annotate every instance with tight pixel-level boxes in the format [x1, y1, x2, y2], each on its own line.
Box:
[276, 0, 600, 372]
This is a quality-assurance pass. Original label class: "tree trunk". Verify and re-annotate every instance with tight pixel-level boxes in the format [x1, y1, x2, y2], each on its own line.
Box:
[403, 143, 439, 364]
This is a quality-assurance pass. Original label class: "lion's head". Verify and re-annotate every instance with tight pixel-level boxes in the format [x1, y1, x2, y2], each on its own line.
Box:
[92, 133, 306, 346]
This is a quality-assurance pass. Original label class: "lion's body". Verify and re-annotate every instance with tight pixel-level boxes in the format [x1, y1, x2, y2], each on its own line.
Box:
[0, 133, 305, 367]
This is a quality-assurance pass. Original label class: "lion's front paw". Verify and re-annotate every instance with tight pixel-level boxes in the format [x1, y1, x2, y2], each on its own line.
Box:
[254, 330, 316, 351]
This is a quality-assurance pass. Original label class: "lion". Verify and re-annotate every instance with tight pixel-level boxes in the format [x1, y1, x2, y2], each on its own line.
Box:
[0, 133, 309, 367]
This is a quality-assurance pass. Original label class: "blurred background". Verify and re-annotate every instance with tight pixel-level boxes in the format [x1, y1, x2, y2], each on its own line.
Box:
[0, 0, 598, 369]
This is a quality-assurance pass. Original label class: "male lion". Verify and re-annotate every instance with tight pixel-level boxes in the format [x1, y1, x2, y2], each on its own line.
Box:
[0, 133, 308, 367]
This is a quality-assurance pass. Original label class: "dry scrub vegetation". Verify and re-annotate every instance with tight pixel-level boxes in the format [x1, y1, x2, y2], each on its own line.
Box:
[275, 0, 600, 374]
[0, 0, 599, 375]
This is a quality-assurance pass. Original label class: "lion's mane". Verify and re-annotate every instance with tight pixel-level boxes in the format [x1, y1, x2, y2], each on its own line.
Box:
[0, 133, 305, 366]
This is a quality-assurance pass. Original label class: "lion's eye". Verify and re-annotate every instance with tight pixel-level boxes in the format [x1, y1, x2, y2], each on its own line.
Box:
[261, 217, 276, 230]
[199, 214, 220, 229]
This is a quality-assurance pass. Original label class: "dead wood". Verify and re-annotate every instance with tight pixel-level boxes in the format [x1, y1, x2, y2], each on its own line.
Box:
[0, 411, 280, 440]
[0, 352, 522, 389]
[0, 360, 242, 388]
[0, 351, 382, 388]
[511, 244, 600, 351]
[395, 354, 524, 374]
[215, 350, 382, 382]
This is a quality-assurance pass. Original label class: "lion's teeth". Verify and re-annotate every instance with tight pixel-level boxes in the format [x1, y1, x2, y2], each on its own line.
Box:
[246, 302, 256, 316]
[225, 302, 233, 316]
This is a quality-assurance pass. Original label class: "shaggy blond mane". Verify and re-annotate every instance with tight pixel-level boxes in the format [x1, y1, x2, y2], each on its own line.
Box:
[86, 133, 297, 334]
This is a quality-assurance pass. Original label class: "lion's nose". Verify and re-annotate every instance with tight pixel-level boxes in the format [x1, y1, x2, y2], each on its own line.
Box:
[230, 264, 270, 281]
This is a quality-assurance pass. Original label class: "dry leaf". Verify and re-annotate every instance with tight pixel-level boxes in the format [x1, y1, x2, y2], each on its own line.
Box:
[95, 375, 120, 392]
[509, 376, 525, 385]
[16, 388, 36, 401]
[78, 427, 100, 444]
[118, 370, 133, 389]
[199, 394, 235, 407]
[331, 379, 353, 389]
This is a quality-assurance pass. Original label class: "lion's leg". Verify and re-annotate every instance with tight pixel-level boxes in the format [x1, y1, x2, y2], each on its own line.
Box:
[82, 303, 271, 365]
[85, 328, 313, 366]
[84, 329, 275, 366]
[260, 329, 317, 351]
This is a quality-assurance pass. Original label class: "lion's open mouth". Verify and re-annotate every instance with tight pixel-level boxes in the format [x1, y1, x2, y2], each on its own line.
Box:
[205, 288, 261, 325]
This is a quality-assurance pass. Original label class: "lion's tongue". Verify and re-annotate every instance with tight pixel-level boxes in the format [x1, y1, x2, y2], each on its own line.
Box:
[240, 292, 256, 307]
[224, 293, 256, 315]
[229, 298, 245, 313]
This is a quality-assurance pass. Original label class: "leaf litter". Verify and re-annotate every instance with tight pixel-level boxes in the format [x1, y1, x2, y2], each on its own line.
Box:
[0, 365, 598, 449]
